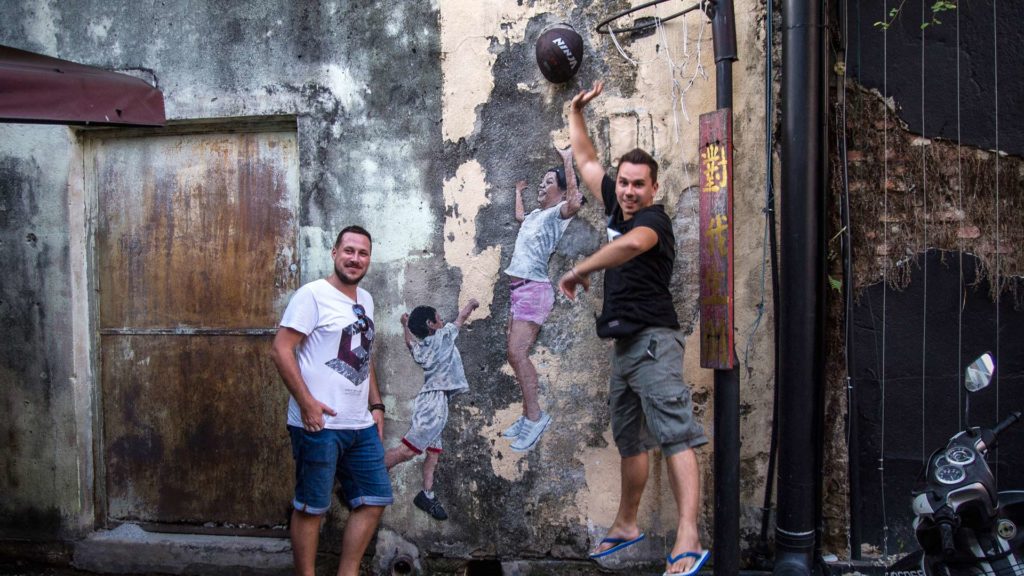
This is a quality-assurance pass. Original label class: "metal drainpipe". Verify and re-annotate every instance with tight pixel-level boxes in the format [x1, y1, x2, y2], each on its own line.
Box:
[775, 0, 826, 574]
[708, 1, 739, 576]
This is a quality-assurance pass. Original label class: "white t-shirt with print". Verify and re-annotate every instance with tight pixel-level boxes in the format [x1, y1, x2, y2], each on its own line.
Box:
[280, 279, 376, 430]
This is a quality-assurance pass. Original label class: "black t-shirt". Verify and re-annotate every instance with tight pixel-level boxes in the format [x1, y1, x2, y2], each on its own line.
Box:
[597, 175, 679, 336]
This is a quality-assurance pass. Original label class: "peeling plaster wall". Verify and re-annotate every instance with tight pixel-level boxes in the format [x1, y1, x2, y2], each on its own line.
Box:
[1, 0, 774, 566]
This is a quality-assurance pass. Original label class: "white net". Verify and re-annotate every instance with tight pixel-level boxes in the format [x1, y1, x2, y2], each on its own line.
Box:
[604, 1, 710, 145]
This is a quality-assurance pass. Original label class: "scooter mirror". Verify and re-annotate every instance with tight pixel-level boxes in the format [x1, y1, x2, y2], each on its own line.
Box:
[965, 353, 994, 392]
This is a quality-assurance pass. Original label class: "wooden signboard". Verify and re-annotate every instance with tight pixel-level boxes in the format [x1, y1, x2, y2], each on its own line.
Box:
[699, 108, 734, 369]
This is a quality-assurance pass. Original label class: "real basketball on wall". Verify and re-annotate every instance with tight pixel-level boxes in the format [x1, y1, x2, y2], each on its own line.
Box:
[535, 23, 584, 84]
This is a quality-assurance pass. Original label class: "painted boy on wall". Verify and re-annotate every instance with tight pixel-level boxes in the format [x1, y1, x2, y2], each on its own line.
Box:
[385, 298, 480, 520]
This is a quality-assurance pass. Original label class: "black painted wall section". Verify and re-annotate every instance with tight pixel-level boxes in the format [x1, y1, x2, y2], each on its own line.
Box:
[846, 0, 1024, 157]
[852, 250, 1024, 550]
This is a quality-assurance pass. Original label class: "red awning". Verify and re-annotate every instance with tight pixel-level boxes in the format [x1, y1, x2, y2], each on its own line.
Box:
[0, 45, 165, 127]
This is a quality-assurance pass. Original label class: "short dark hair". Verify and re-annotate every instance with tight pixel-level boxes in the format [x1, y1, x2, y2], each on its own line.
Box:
[407, 306, 437, 339]
[616, 148, 659, 184]
[335, 225, 372, 248]
[546, 166, 585, 204]
[549, 166, 568, 191]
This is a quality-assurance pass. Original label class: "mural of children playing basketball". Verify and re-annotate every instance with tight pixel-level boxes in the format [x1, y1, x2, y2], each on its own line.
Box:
[502, 145, 582, 452]
[384, 298, 479, 520]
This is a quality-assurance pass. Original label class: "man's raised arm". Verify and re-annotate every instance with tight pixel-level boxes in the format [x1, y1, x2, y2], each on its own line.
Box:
[568, 81, 607, 206]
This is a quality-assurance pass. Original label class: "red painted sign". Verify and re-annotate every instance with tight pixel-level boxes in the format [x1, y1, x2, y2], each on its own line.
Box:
[698, 108, 734, 369]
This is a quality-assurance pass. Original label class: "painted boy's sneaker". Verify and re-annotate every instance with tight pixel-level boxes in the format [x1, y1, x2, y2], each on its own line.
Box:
[510, 412, 551, 452]
[413, 491, 448, 520]
[501, 416, 525, 438]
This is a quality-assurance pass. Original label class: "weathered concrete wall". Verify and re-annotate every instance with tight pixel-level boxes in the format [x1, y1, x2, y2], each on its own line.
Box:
[0, 0, 774, 567]
[0, 124, 86, 540]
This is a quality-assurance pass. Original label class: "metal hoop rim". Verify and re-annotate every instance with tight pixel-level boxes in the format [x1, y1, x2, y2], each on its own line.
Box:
[595, 0, 704, 35]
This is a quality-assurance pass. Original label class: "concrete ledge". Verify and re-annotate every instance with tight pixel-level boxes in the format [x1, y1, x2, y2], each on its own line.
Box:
[72, 524, 293, 576]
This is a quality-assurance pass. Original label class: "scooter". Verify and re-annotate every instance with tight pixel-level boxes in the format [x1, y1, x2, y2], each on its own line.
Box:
[886, 353, 1024, 576]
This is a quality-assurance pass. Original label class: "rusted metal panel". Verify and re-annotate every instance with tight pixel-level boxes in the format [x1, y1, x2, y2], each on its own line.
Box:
[101, 335, 291, 526]
[90, 128, 299, 528]
[0, 44, 166, 127]
[94, 131, 298, 329]
[698, 108, 735, 369]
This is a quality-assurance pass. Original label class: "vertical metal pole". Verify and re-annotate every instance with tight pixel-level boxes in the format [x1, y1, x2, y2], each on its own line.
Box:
[709, 2, 739, 576]
[774, 0, 826, 574]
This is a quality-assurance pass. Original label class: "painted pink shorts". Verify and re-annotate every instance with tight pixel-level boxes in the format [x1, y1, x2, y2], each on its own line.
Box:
[509, 280, 555, 325]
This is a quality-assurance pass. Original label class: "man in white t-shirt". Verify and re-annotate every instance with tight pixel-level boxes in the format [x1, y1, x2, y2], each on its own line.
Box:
[271, 225, 391, 576]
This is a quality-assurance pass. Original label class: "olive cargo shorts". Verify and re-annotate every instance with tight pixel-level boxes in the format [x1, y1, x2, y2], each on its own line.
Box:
[609, 327, 708, 458]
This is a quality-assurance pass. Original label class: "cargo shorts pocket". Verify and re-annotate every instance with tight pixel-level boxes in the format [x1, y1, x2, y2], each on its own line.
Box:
[642, 387, 699, 445]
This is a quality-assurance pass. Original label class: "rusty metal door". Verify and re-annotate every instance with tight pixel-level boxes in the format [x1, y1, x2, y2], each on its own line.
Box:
[87, 123, 299, 530]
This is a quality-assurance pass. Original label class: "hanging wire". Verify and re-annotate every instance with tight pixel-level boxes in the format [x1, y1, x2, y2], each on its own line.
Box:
[751, 0, 779, 550]
[920, 0, 929, 467]
[992, 0, 1000, 481]
[879, 0, 890, 557]
[838, 0, 861, 561]
[956, 0, 964, 431]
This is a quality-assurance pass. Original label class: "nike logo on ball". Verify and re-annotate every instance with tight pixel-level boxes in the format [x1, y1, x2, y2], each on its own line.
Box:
[553, 37, 578, 69]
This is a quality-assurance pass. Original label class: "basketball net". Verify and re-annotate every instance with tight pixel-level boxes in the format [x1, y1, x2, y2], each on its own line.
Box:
[602, 1, 712, 191]
[606, 1, 710, 144]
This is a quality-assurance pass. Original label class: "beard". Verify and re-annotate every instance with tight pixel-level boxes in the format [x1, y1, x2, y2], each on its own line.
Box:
[335, 263, 366, 285]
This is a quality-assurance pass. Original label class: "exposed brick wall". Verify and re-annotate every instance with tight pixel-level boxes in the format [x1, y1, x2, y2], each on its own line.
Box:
[835, 84, 1023, 300]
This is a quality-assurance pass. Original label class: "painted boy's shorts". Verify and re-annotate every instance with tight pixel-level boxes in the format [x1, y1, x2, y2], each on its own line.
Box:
[288, 424, 393, 514]
[509, 279, 555, 325]
[402, 390, 449, 454]
[608, 327, 708, 458]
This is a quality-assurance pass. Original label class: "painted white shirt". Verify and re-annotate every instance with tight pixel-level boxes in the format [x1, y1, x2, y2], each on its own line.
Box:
[410, 323, 469, 395]
[504, 201, 572, 281]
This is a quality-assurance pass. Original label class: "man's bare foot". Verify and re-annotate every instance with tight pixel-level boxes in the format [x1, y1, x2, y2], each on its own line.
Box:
[664, 529, 704, 574]
[589, 527, 645, 558]
[664, 549, 709, 575]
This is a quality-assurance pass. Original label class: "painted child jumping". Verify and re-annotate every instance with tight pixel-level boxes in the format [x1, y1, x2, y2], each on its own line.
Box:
[502, 145, 582, 452]
[384, 298, 479, 520]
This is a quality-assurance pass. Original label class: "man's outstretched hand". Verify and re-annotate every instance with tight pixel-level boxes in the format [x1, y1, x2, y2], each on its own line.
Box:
[557, 268, 590, 301]
[570, 81, 604, 112]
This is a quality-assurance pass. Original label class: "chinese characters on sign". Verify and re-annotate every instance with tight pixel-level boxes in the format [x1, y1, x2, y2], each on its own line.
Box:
[699, 109, 734, 369]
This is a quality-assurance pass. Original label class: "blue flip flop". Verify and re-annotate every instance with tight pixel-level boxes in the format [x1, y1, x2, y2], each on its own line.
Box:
[588, 533, 646, 559]
[664, 549, 711, 576]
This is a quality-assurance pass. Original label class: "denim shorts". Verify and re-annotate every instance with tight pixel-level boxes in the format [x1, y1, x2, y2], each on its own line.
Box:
[608, 327, 708, 458]
[288, 425, 393, 514]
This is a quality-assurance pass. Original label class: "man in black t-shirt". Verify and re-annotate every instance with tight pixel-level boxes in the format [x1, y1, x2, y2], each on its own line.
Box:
[557, 82, 710, 576]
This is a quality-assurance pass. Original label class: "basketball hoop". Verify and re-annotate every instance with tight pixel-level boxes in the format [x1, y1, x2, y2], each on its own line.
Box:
[595, 0, 704, 35]
[592, 0, 711, 153]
